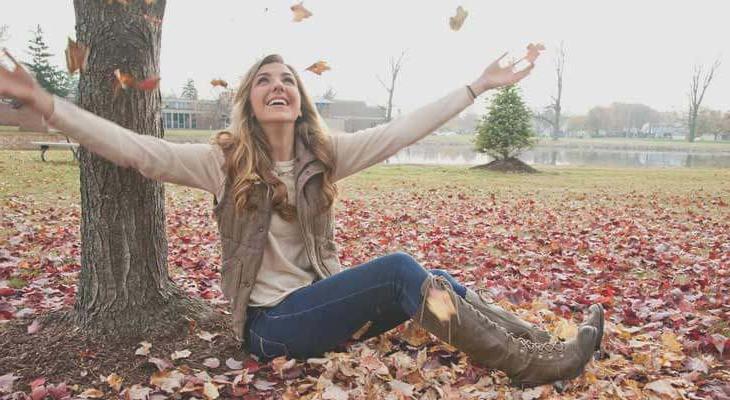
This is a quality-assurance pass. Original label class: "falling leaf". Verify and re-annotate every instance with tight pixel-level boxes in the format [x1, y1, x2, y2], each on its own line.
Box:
[79, 388, 105, 398]
[114, 69, 136, 90]
[203, 381, 219, 400]
[105, 373, 123, 392]
[210, 79, 228, 88]
[171, 349, 191, 360]
[65, 38, 90, 74]
[305, 60, 330, 76]
[135, 76, 161, 91]
[197, 331, 220, 342]
[449, 6, 468, 31]
[203, 357, 220, 369]
[114, 70, 160, 92]
[426, 287, 456, 322]
[525, 43, 546, 64]
[27, 318, 41, 334]
[290, 2, 312, 22]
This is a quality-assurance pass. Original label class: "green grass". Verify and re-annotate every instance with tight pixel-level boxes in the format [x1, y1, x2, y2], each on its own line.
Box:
[3, 150, 728, 210]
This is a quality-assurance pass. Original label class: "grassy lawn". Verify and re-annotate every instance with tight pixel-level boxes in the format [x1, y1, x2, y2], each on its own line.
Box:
[2, 149, 728, 210]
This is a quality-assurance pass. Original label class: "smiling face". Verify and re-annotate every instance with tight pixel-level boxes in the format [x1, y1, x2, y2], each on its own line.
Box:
[249, 62, 302, 125]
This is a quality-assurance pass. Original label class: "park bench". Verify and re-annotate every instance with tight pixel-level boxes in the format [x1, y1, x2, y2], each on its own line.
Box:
[30, 140, 80, 162]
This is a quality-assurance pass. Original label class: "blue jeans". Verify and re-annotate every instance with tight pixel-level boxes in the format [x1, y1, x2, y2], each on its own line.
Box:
[244, 252, 467, 360]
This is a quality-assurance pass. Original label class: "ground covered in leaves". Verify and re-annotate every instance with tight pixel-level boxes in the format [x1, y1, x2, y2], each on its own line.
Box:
[1, 151, 729, 399]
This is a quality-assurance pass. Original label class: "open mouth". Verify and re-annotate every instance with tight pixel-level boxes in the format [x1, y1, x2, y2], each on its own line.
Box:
[266, 98, 289, 107]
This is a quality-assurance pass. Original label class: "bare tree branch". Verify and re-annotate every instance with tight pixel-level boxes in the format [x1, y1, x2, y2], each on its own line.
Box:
[377, 50, 406, 122]
[688, 58, 721, 142]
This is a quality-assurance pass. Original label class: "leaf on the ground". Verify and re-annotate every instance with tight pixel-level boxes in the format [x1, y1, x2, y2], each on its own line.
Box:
[27, 318, 41, 334]
[449, 6, 468, 31]
[203, 357, 220, 369]
[149, 370, 184, 393]
[388, 380, 414, 397]
[554, 318, 578, 340]
[105, 373, 123, 392]
[121, 385, 152, 400]
[684, 357, 709, 374]
[305, 61, 330, 76]
[171, 349, 191, 360]
[290, 2, 312, 22]
[210, 79, 228, 88]
[197, 331, 219, 342]
[351, 320, 372, 340]
[252, 379, 276, 391]
[661, 331, 683, 353]
[79, 388, 104, 398]
[645, 379, 681, 398]
[0, 373, 18, 394]
[203, 381, 219, 400]
[65, 38, 89, 74]
[426, 288, 456, 322]
[135, 341, 152, 356]
[147, 357, 173, 372]
[322, 384, 349, 400]
[361, 354, 389, 376]
[226, 357, 244, 370]
[519, 386, 546, 400]
[271, 356, 296, 377]
[402, 321, 431, 347]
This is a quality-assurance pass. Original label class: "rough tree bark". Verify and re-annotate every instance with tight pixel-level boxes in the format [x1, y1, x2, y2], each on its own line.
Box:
[72, 0, 209, 337]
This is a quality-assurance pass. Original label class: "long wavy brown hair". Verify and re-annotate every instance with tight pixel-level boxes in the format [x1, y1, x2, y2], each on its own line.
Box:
[210, 54, 338, 220]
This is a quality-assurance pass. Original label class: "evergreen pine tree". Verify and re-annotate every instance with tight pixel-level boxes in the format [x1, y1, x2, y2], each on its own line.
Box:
[474, 85, 536, 160]
[24, 25, 73, 98]
[181, 78, 198, 100]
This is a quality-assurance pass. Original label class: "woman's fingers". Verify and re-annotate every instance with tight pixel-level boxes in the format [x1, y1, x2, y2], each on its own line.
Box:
[1, 48, 20, 69]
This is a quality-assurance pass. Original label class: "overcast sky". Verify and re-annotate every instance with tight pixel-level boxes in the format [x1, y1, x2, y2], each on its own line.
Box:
[2, 0, 728, 116]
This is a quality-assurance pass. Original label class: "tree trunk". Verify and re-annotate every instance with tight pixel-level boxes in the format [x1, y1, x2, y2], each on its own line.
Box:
[72, 0, 209, 337]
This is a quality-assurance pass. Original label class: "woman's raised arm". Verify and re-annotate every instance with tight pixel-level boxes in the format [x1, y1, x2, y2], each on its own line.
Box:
[0, 49, 225, 196]
[330, 46, 540, 182]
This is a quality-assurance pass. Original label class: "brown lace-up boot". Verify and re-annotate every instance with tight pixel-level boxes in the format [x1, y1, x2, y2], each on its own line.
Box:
[464, 288, 552, 343]
[415, 275, 601, 388]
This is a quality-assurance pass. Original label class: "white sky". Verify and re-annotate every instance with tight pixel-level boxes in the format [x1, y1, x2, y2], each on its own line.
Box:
[2, 0, 728, 115]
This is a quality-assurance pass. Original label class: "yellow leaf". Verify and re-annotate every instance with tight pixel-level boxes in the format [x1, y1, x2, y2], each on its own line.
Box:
[203, 382, 219, 400]
[661, 331, 683, 353]
[426, 288, 456, 322]
[106, 373, 123, 392]
[553, 318, 578, 340]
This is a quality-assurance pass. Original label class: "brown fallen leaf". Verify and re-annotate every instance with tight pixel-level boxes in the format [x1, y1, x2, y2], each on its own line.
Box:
[305, 60, 331, 76]
[134, 341, 152, 356]
[171, 349, 191, 360]
[449, 6, 468, 31]
[27, 319, 41, 334]
[65, 37, 90, 74]
[290, 2, 313, 22]
[79, 388, 105, 398]
[426, 287, 456, 322]
[210, 79, 228, 88]
[105, 373, 123, 392]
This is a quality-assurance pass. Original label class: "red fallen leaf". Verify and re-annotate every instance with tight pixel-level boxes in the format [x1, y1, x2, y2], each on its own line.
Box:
[290, 2, 312, 22]
[27, 318, 41, 334]
[0, 287, 15, 296]
[305, 60, 330, 76]
[65, 37, 90, 74]
[210, 79, 228, 88]
[622, 306, 642, 326]
[29, 378, 45, 390]
[243, 357, 260, 373]
[31, 386, 49, 400]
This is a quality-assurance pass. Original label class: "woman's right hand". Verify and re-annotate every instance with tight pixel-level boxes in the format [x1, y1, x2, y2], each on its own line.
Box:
[0, 48, 54, 119]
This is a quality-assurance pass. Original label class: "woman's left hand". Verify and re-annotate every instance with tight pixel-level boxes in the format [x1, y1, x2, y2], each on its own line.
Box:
[469, 43, 543, 96]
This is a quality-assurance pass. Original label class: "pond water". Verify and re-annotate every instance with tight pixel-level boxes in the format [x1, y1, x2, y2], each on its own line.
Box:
[385, 144, 730, 168]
